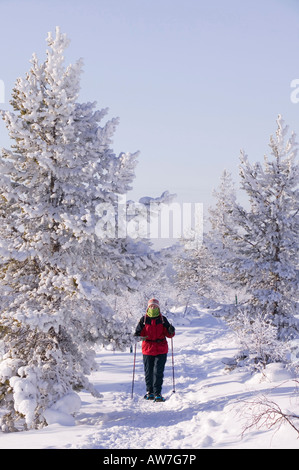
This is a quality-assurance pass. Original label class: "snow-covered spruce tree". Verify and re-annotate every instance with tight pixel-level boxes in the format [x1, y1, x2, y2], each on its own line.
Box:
[207, 169, 244, 307]
[0, 28, 164, 431]
[174, 240, 214, 309]
[212, 116, 299, 352]
[209, 169, 237, 261]
[174, 171, 238, 311]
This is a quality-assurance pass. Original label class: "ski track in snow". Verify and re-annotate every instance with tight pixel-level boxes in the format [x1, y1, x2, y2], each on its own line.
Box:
[1, 308, 298, 449]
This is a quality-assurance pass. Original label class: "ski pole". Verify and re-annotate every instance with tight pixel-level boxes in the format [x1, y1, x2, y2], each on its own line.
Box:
[171, 336, 175, 393]
[131, 342, 137, 399]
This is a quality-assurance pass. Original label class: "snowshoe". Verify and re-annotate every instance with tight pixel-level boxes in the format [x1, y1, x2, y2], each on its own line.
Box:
[144, 392, 155, 400]
[154, 395, 166, 402]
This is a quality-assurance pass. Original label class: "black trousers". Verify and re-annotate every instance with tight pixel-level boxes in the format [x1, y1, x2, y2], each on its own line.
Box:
[143, 353, 167, 396]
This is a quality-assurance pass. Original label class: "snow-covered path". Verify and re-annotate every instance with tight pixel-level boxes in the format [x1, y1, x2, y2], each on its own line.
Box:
[79, 312, 241, 449]
[0, 309, 298, 449]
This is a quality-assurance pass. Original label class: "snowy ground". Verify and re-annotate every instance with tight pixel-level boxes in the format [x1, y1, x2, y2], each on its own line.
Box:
[0, 307, 298, 450]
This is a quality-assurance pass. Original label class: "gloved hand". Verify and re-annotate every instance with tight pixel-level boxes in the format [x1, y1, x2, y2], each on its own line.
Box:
[168, 325, 175, 335]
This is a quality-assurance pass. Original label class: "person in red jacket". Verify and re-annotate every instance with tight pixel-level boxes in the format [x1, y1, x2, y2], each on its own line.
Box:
[134, 298, 175, 402]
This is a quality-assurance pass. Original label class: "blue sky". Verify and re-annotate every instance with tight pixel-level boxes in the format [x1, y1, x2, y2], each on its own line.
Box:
[0, 0, 299, 210]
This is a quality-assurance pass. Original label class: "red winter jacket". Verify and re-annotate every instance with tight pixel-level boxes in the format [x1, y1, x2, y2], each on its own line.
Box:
[134, 314, 175, 356]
